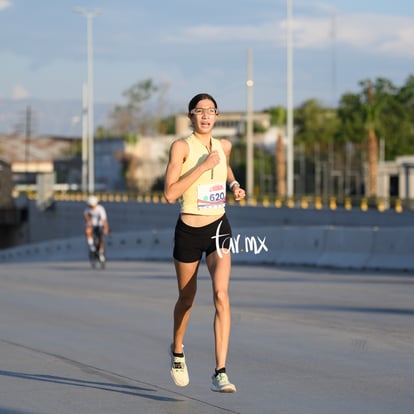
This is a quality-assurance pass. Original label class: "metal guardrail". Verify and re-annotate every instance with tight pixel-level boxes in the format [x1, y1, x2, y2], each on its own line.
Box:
[15, 190, 407, 213]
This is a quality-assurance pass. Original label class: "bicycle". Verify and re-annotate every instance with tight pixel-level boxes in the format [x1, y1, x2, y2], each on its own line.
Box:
[88, 226, 106, 269]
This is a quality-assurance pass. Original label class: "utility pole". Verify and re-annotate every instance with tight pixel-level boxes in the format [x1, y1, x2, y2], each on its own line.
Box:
[246, 48, 254, 200]
[25, 106, 32, 185]
[331, 0, 337, 105]
[286, 0, 294, 198]
[81, 83, 88, 192]
[74, 7, 101, 194]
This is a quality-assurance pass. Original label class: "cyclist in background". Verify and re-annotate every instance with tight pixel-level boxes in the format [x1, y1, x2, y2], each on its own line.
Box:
[83, 195, 109, 261]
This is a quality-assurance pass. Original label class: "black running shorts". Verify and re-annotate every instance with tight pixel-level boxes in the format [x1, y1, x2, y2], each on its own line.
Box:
[173, 214, 232, 263]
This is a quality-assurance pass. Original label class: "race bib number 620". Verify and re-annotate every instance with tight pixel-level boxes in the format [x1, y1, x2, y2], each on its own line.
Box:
[197, 182, 226, 209]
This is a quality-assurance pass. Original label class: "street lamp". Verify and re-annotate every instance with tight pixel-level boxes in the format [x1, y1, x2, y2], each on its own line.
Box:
[246, 48, 254, 200]
[74, 7, 101, 194]
[286, 0, 294, 198]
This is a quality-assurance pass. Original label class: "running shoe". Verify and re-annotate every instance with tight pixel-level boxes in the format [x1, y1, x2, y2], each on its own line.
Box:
[210, 372, 237, 393]
[170, 344, 189, 387]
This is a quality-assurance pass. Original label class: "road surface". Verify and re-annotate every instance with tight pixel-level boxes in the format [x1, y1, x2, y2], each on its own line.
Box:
[0, 260, 413, 414]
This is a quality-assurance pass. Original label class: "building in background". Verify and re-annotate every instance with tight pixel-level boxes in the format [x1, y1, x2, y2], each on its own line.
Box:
[0, 135, 78, 190]
[3, 111, 414, 203]
[0, 160, 13, 208]
[95, 137, 126, 191]
[377, 156, 414, 206]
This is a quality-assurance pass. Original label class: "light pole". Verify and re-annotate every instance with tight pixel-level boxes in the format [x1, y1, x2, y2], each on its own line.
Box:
[246, 48, 254, 200]
[286, 0, 294, 198]
[74, 7, 101, 194]
[81, 82, 88, 192]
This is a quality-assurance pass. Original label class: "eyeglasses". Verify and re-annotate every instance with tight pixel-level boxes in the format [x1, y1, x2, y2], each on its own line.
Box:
[190, 107, 218, 116]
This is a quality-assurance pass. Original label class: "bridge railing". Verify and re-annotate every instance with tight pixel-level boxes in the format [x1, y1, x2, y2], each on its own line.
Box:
[25, 191, 407, 213]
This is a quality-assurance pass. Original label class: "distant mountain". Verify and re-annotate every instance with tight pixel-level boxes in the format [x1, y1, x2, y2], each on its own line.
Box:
[0, 98, 114, 137]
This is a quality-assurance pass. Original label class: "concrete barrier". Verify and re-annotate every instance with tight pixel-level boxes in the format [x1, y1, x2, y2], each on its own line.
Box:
[1, 225, 414, 272]
[230, 226, 276, 265]
[317, 227, 374, 269]
[365, 227, 414, 271]
[106, 229, 173, 261]
[0, 229, 175, 263]
[276, 226, 326, 266]
[11, 199, 414, 248]
[0, 237, 85, 263]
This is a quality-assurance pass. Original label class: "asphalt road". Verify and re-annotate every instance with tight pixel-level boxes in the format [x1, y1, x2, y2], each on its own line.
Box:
[0, 260, 413, 414]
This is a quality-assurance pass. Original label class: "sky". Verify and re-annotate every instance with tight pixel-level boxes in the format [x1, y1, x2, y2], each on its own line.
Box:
[1, 0, 414, 122]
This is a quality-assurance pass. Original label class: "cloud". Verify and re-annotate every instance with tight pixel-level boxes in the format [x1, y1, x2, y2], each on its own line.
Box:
[0, 0, 12, 11]
[163, 10, 414, 59]
[337, 13, 414, 58]
[290, 11, 414, 59]
[11, 84, 30, 100]
[162, 22, 283, 45]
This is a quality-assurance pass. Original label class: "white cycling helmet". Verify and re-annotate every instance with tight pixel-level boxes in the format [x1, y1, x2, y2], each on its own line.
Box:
[86, 195, 98, 207]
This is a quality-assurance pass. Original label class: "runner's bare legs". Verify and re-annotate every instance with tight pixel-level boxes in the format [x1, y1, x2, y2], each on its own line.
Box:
[172, 260, 199, 353]
[206, 250, 232, 371]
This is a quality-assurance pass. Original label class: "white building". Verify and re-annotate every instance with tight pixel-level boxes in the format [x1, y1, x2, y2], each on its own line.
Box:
[377, 155, 414, 200]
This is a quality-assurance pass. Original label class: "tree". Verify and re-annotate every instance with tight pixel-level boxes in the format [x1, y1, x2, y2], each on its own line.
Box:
[294, 99, 339, 146]
[347, 78, 408, 196]
[293, 100, 339, 195]
[365, 80, 379, 196]
[337, 93, 365, 144]
[264, 106, 286, 126]
[108, 78, 170, 141]
[392, 75, 414, 158]
[337, 77, 414, 197]
[276, 133, 286, 197]
[263, 106, 287, 196]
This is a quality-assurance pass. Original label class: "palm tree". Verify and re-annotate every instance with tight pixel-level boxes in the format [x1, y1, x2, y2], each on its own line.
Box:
[276, 133, 286, 197]
[366, 81, 378, 197]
